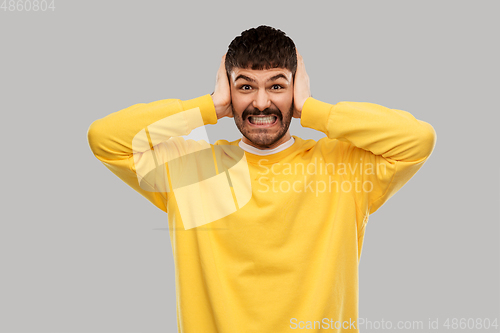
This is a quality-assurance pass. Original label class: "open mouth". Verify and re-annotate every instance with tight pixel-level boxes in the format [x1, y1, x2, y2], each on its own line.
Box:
[246, 115, 278, 127]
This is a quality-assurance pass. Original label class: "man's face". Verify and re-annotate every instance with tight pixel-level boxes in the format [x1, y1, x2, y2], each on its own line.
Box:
[229, 67, 294, 148]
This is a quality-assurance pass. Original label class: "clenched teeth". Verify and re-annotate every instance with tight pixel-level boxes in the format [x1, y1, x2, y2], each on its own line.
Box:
[248, 116, 277, 125]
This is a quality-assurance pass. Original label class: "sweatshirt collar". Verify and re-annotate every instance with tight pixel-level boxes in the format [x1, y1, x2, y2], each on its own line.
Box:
[238, 136, 295, 156]
[236, 136, 301, 165]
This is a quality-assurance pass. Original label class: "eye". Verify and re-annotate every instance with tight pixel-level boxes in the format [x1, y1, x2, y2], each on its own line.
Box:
[240, 84, 252, 90]
[271, 84, 283, 90]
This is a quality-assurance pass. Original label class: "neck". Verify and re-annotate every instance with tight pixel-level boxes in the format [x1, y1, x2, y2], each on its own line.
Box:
[241, 131, 292, 150]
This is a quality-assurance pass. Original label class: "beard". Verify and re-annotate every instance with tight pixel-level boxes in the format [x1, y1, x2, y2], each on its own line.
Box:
[232, 102, 294, 149]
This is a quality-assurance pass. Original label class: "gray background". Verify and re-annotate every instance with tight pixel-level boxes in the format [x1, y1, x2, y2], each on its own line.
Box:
[1, 0, 498, 332]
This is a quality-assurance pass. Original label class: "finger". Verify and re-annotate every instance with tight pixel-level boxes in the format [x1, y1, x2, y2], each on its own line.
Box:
[296, 48, 302, 60]
[218, 54, 225, 72]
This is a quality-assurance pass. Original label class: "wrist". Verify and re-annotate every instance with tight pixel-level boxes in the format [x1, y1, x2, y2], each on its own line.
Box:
[211, 93, 228, 119]
[180, 94, 218, 125]
[300, 97, 332, 134]
[210, 94, 221, 119]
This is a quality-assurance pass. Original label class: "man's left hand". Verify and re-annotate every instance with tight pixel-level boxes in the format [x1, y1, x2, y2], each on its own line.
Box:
[292, 49, 311, 119]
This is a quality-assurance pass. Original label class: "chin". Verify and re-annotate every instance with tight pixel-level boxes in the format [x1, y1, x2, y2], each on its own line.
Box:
[243, 129, 288, 148]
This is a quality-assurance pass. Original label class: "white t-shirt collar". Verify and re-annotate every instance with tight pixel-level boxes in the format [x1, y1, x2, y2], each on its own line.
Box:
[238, 136, 295, 156]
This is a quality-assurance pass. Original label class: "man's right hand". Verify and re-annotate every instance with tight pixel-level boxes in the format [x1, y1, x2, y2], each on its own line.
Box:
[211, 53, 233, 119]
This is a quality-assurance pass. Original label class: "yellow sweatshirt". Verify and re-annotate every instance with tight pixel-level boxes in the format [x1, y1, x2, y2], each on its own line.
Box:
[87, 94, 436, 332]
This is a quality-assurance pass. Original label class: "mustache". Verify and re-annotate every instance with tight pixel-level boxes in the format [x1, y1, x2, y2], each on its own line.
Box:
[243, 108, 282, 120]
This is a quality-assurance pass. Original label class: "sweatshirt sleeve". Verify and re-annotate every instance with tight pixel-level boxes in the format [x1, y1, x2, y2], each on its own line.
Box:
[300, 97, 436, 215]
[87, 94, 218, 213]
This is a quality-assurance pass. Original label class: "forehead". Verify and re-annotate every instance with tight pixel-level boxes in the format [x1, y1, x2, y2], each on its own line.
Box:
[230, 67, 292, 84]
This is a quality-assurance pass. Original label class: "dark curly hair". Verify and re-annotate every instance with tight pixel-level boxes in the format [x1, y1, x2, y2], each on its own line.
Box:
[225, 25, 297, 81]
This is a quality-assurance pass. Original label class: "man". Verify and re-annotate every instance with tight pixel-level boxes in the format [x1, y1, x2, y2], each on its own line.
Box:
[87, 25, 436, 332]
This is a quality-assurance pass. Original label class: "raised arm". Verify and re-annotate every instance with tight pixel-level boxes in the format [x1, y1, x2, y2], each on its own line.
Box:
[294, 51, 436, 215]
[301, 97, 436, 215]
[87, 94, 218, 212]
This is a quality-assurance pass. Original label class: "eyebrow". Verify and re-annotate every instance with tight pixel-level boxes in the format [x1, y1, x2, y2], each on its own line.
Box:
[234, 73, 289, 83]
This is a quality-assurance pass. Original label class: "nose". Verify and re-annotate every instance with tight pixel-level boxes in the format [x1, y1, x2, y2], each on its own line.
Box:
[252, 89, 272, 111]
